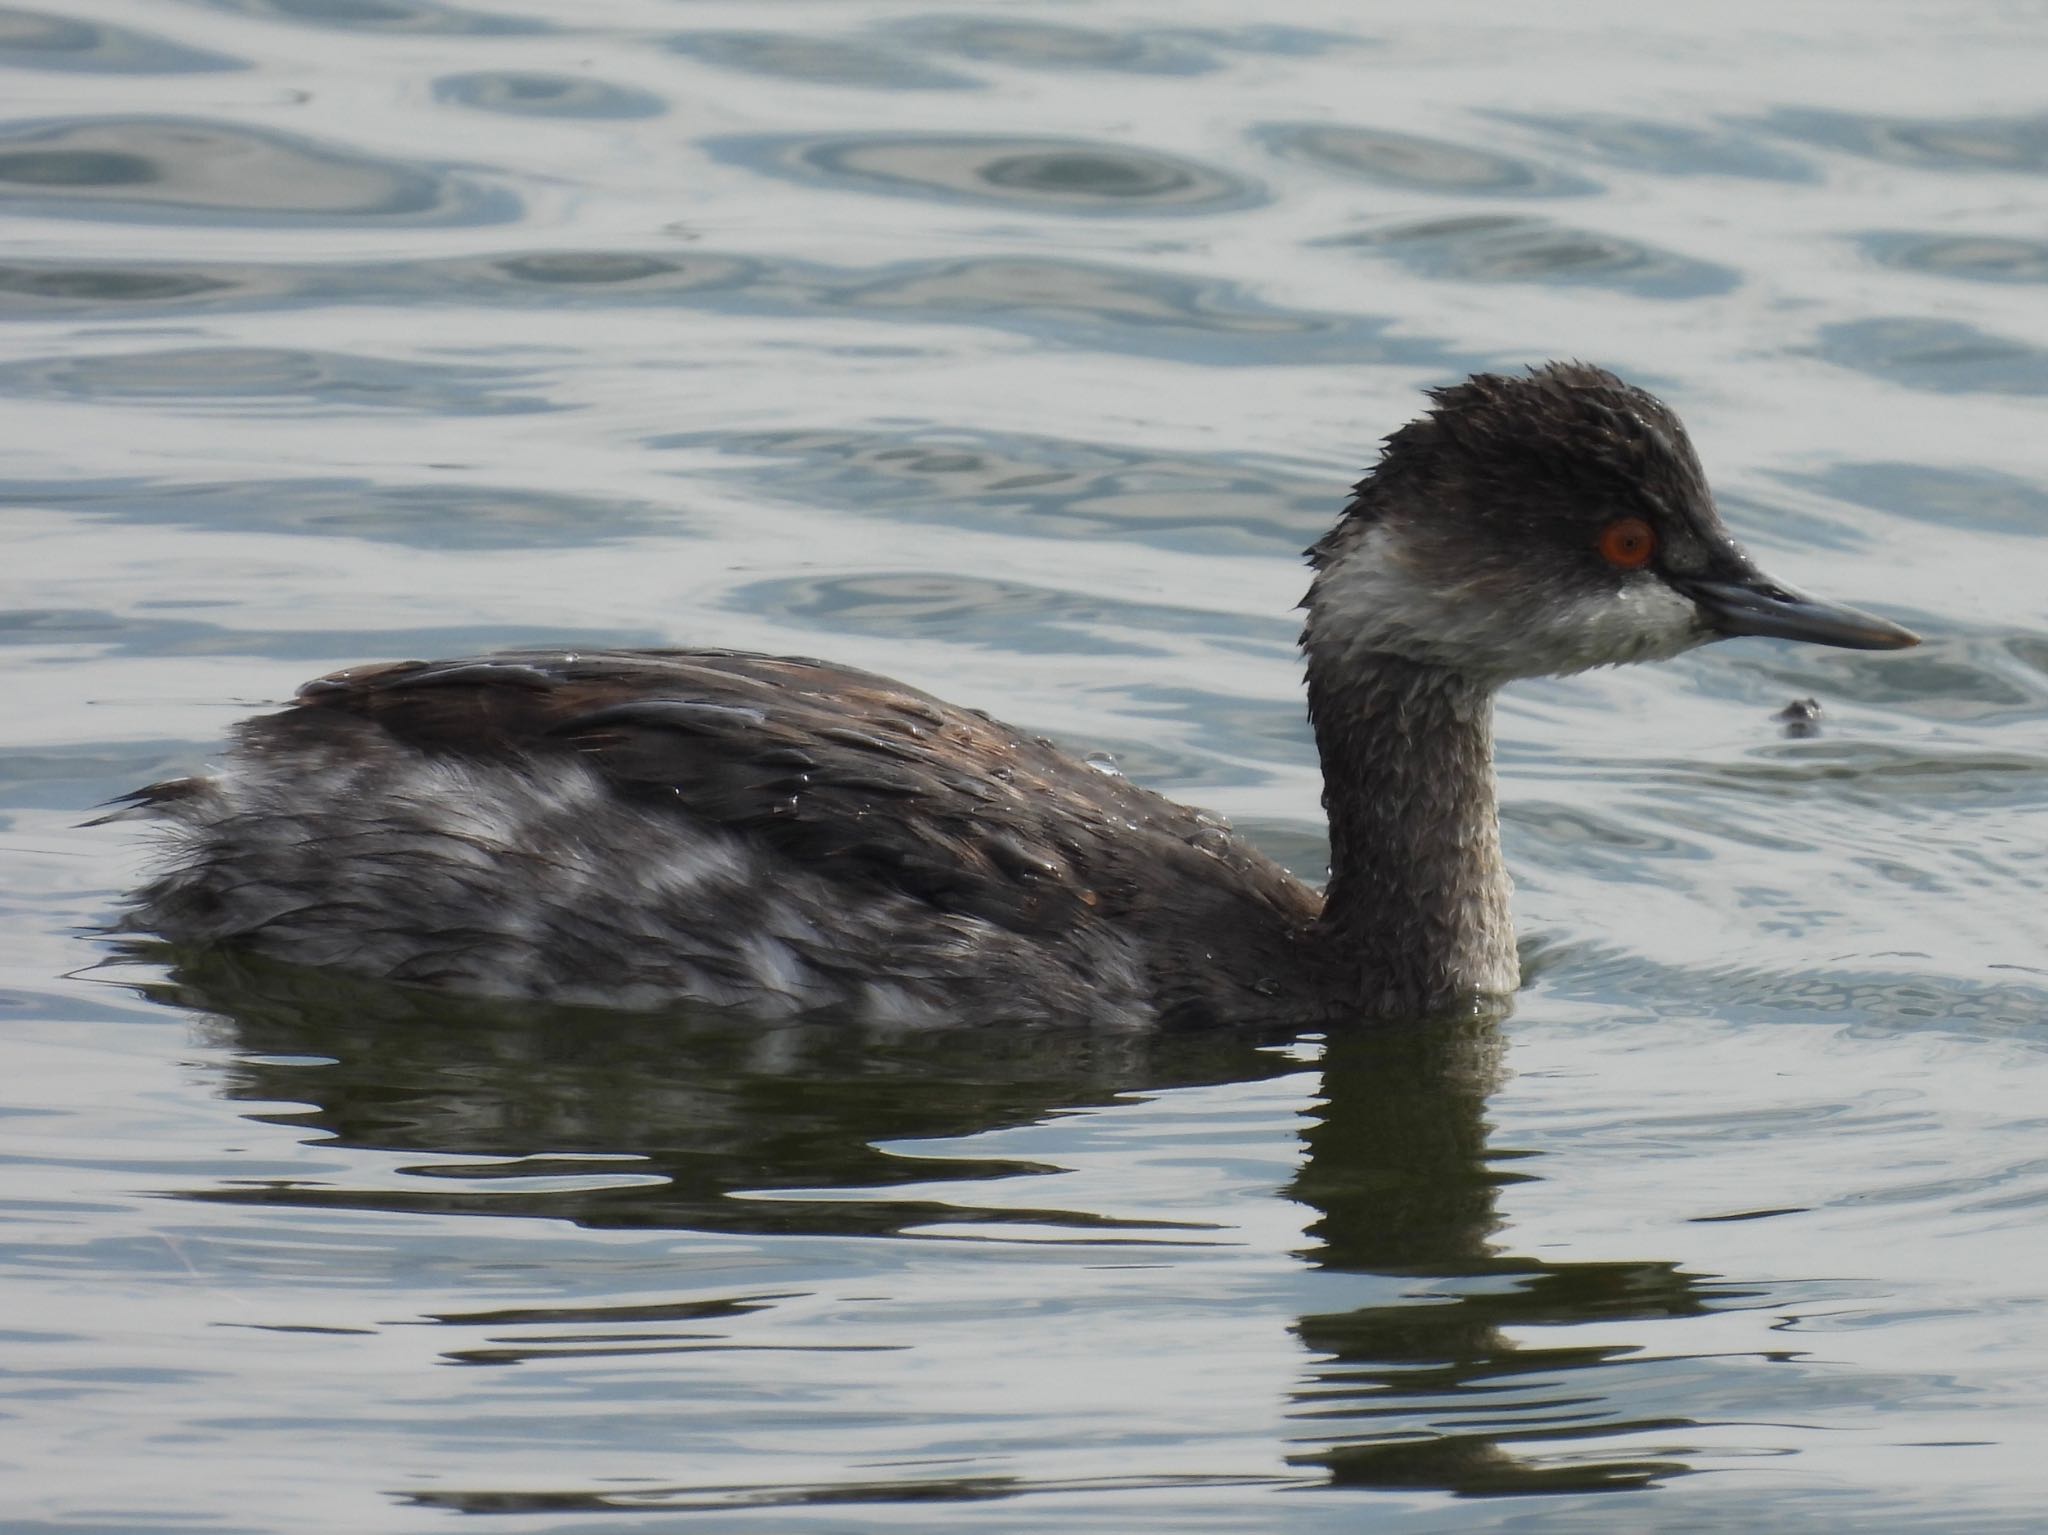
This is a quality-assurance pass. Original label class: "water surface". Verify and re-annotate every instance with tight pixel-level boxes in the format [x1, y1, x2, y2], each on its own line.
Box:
[4, 1, 2046, 1530]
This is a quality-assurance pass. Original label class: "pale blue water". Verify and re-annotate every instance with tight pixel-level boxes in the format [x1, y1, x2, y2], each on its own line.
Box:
[3, 2, 2046, 1530]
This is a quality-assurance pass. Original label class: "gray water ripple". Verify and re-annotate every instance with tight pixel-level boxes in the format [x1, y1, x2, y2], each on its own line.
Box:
[1762, 109, 2048, 174]
[730, 570, 1296, 658]
[0, 5, 242, 73]
[1676, 737, 2048, 812]
[1083, 682, 1312, 776]
[1507, 801, 1711, 880]
[1784, 461, 2048, 536]
[0, 250, 656, 311]
[1259, 123, 1598, 196]
[711, 132, 1264, 215]
[433, 71, 667, 120]
[812, 255, 1421, 360]
[1322, 214, 1737, 299]
[1809, 318, 2048, 395]
[1187, 25, 1365, 57]
[1715, 486, 1877, 561]
[2, 474, 688, 548]
[402, 1470, 1303, 1518]
[0, 116, 517, 227]
[649, 424, 1342, 553]
[889, 16, 1220, 75]
[0, 261, 243, 306]
[0, 608, 646, 667]
[667, 30, 977, 90]
[0, 250, 1457, 367]
[1491, 112, 1818, 182]
[0, 346, 556, 415]
[1532, 947, 2048, 1043]
[1861, 232, 2048, 284]
[184, 0, 546, 37]
[1746, 632, 2048, 730]
[481, 251, 750, 290]
[0, 739, 214, 814]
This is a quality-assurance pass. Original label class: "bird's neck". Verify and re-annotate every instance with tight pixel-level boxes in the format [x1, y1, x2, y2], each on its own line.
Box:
[1304, 650, 1517, 1016]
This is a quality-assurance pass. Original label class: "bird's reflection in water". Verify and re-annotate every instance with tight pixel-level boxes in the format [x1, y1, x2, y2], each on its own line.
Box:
[1290, 1019, 1712, 1494]
[140, 946, 1716, 1499]
[142, 945, 1296, 1237]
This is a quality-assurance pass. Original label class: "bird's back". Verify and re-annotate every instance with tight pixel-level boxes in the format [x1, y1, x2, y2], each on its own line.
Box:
[120, 649, 1319, 1027]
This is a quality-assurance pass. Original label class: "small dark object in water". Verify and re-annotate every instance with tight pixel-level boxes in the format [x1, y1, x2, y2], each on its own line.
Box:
[1775, 697, 1824, 738]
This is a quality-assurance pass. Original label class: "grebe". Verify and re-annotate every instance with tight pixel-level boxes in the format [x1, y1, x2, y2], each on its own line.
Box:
[116, 364, 1918, 1026]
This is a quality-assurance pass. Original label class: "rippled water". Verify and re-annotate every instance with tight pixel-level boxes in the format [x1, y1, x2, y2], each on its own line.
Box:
[4, 1, 2046, 1529]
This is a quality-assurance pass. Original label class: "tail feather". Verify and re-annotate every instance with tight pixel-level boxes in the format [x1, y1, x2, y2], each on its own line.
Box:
[81, 776, 211, 827]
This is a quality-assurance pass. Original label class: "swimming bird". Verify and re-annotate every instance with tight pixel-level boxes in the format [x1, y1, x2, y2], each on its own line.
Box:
[114, 364, 1919, 1027]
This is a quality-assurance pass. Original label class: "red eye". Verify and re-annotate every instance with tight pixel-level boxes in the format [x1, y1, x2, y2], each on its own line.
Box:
[1599, 517, 1656, 570]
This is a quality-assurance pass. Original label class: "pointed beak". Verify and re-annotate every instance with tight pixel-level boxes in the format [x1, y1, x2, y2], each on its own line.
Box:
[1679, 574, 1920, 651]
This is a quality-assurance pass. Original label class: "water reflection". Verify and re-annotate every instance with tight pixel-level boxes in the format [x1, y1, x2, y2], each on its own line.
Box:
[1810, 318, 2048, 396]
[0, 249, 1453, 366]
[0, 117, 515, 226]
[732, 569, 1295, 657]
[0, 345, 554, 415]
[1259, 123, 1595, 196]
[483, 251, 745, 290]
[815, 256, 1409, 360]
[1862, 232, 2048, 284]
[10, 473, 690, 548]
[187, 0, 545, 37]
[140, 949, 1727, 1499]
[403, 1469, 1288, 1517]
[1762, 108, 2048, 173]
[652, 424, 1341, 553]
[1324, 215, 1737, 299]
[0, 605, 639, 670]
[0, 261, 241, 306]
[1288, 1023, 1707, 1494]
[893, 16, 1218, 75]
[0, 5, 240, 73]
[1786, 461, 2048, 536]
[669, 30, 975, 91]
[714, 133, 1263, 215]
[145, 947, 1297, 1239]
[433, 70, 666, 120]
[1540, 947, 2048, 1042]
[1490, 113, 1816, 182]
